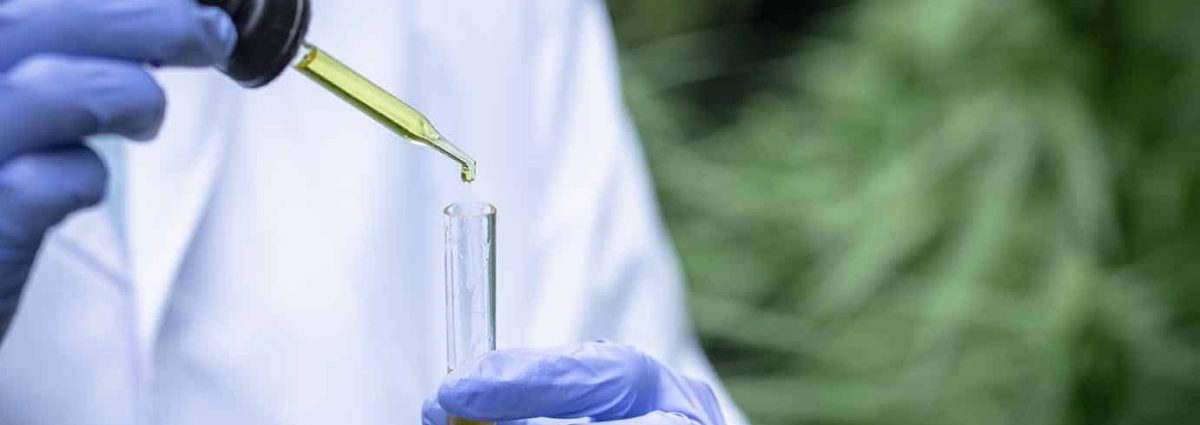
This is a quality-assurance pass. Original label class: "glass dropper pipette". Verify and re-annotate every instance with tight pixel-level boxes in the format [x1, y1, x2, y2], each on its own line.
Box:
[199, 0, 475, 181]
[200, 0, 477, 182]
[293, 43, 477, 183]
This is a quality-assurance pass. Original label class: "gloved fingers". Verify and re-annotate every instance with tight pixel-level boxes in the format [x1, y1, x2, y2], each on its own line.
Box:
[0, 146, 108, 245]
[0, 54, 165, 161]
[0, 0, 237, 69]
[438, 341, 657, 421]
[0, 146, 103, 337]
[584, 412, 700, 425]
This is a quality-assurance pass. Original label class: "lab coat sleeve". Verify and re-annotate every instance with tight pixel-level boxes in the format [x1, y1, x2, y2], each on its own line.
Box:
[525, 2, 749, 424]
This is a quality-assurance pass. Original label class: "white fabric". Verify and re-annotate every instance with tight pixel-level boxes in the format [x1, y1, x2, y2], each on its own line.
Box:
[0, 1, 748, 424]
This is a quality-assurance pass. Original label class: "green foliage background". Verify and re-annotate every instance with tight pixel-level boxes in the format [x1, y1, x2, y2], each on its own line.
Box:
[607, 1, 1200, 424]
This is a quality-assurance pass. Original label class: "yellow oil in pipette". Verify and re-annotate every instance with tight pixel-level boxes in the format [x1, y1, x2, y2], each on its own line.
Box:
[293, 43, 477, 183]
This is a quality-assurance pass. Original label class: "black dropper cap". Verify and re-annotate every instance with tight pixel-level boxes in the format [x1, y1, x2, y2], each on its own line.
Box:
[199, 0, 312, 88]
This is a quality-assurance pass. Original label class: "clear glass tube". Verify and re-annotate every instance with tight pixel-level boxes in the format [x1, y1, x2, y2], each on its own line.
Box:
[444, 203, 496, 425]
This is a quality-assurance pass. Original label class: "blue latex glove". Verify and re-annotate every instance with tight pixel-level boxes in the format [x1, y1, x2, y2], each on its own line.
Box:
[0, 0, 237, 339]
[423, 341, 727, 425]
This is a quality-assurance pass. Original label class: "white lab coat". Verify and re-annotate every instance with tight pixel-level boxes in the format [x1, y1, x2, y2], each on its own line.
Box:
[0, 1, 747, 424]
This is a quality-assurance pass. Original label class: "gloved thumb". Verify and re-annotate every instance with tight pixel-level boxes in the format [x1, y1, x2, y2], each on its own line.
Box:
[437, 341, 724, 425]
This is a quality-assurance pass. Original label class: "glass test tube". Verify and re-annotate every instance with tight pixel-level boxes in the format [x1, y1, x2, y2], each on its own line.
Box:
[444, 203, 497, 425]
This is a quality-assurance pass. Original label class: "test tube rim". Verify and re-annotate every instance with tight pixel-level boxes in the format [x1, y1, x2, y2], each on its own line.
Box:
[444, 202, 497, 218]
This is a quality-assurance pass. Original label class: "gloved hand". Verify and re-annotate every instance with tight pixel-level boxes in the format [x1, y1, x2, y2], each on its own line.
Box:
[422, 341, 727, 425]
[0, 0, 237, 339]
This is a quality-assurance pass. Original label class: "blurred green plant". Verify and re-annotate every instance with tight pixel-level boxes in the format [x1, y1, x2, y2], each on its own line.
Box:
[610, 0, 1200, 424]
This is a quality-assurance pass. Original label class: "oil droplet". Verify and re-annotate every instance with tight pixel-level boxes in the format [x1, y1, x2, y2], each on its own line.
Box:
[461, 164, 477, 183]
